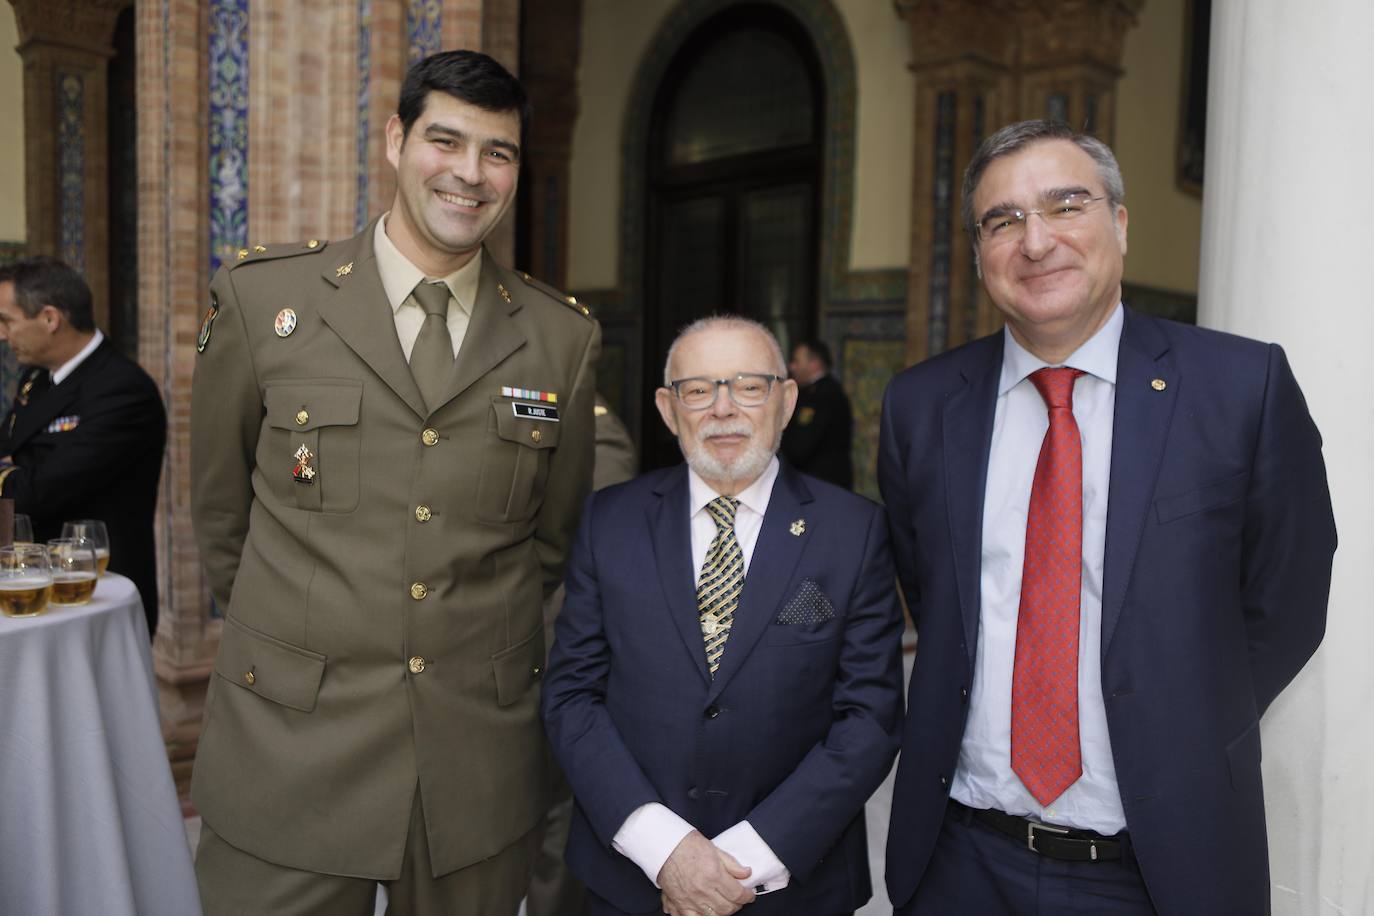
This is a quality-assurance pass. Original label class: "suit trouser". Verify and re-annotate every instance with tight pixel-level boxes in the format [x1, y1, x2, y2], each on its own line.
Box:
[196, 788, 535, 916]
[896, 802, 1156, 916]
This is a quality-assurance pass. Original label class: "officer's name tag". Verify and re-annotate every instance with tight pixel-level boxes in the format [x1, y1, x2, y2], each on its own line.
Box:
[512, 402, 559, 422]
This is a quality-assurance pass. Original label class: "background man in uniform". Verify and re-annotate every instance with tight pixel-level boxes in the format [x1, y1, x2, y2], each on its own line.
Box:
[544, 316, 903, 916]
[780, 338, 852, 489]
[190, 50, 599, 915]
[880, 120, 1336, 914]
[0, 256, 166, 634]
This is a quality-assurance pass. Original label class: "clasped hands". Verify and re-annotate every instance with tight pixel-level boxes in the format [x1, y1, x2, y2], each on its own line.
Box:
[657, 829, 757, 916]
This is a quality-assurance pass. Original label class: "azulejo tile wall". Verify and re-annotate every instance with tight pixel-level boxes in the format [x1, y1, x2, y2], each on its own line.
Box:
[209, 0, 249, 274]
[57, 72, 85, 273]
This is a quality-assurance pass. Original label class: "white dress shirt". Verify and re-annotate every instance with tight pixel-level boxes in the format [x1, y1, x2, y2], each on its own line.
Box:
[612, 457, 791, 894]
[950, 304, 1127, 833]
[372, 214, 478, 359]
[52, 328, 104, 385]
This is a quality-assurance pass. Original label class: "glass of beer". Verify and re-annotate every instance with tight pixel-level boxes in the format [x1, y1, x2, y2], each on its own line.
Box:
[0, 544, 54, 617]
[12, 513, 34, 546]
[61, 520, 110, 575]
[47, 538, 98, 606]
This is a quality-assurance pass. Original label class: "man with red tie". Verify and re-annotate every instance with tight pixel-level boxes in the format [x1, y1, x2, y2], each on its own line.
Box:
[879, 120, 1336, 914]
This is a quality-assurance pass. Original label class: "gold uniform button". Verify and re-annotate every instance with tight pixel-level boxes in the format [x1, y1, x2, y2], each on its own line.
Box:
[410, 582, 428, 600]
[421, 428, 440, 446]
[530, 428, 542, 443]
[408, 656, 426, 674]
[244, 670, 256, 686]
[295, 409, 309, 426]
[306, 239, 320, 249]
[415, 505, 432, 523]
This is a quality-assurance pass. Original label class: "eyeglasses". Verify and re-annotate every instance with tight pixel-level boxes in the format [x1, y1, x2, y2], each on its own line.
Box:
[668, 374, 782, 410]
[975, 192, 1108, 243]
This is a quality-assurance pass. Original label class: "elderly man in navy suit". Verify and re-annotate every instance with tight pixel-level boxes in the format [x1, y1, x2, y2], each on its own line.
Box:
[880, 119, 1336, 914]
[544, 315, 904, 916]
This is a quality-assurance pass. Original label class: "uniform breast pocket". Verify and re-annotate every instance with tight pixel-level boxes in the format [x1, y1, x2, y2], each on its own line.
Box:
[264, 379, 363, 513]
[475, 397, 561, 522]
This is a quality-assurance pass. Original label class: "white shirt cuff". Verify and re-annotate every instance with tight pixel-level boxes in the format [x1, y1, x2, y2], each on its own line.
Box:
[713, 820, 791, 894]
[612, 803, 695, 888]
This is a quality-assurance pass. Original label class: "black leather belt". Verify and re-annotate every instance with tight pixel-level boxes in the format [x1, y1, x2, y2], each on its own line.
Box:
[949, 799, 1128, 862]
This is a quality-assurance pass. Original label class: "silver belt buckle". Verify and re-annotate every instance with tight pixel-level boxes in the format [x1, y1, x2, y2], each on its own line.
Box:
[1026, 820, 1071, 854]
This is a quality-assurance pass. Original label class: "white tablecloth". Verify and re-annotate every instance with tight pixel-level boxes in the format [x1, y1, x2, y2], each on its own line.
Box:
[0, 574, 202, 916]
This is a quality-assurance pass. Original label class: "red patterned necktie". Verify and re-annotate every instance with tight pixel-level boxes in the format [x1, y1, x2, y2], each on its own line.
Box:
[1011, 366, 1086, 806]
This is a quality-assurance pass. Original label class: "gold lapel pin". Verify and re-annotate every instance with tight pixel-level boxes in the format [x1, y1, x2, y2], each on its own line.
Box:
[790, 519, 806, 537]
[1151, 378, 1167, 392]
[497, 282, 512, 303]
[335, 262, 353, 278]
[253, 244, 267, 253]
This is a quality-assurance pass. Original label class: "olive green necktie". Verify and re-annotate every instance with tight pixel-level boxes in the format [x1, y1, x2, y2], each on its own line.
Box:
[698, 496, 743, 677]
[409, 280, 454, 411]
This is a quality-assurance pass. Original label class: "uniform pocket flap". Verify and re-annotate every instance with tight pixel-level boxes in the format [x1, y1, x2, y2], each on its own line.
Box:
[492, 397, 561, 450]
[265, 379, 363, 431]
[215, 615, 327, 712]
[491, 627, 545, 707]
[1153, 472, 1248, 524]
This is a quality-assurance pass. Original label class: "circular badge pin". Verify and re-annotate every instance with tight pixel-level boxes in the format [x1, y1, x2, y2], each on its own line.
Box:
[275, 308, 298, 338]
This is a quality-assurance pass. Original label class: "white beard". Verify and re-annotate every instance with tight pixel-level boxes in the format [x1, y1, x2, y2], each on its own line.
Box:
[681, 418, 778, 487]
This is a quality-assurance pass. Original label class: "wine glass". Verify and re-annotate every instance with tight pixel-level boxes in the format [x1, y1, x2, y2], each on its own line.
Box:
[47, 538, 98, 606]
[12, 513, 34, 546]
[61, 520, 110, 576]
[0, 544, 54, 617]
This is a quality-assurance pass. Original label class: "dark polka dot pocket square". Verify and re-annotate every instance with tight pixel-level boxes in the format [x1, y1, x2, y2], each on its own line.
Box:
[776, 577, 835, 625]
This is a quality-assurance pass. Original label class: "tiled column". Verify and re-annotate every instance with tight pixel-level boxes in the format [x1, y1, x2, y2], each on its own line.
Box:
[1198, 1, 1374, 910]
[8, 0, 123, 329]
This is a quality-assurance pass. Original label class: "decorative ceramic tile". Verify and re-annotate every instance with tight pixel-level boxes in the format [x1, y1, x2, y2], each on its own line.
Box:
[57, 72, 85, 272]
[928, 90, 955, 355]
[209, 0, 249, 274]
[841, 337, 907, 501]
[407, 0, 441, 67]
[354, 0, 372, 231]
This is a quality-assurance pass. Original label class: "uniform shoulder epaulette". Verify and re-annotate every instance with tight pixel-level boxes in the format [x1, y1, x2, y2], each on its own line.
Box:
[227, 238, 329, 270]
[516, 270, 592, 319]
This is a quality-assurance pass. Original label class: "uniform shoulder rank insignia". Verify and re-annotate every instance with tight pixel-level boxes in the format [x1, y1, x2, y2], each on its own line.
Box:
[197, 292, 219, 353]
[515, 271, 593, 319]
[228, 239, 329, 271]
[45, 415, 80, 433]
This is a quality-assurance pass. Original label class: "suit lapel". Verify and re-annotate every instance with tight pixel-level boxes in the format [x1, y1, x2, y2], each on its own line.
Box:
[944, 335, 1002, 670]
[708, 464, 814, 701]
[5, 339, 112, 449]
[1101, 310, 1178, 656]
[648, 466, 712, 687]
[317, 223, 427, 419]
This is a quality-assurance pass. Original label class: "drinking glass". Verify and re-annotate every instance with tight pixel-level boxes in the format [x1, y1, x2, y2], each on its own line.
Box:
[13, 513, 34, 546]
[0, 544, 54, 617]
[47, 538, 98, 606]
[62, 520, 110, 575]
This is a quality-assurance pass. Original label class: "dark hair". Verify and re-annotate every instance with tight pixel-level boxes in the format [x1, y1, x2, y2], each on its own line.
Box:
[0, 255, 95, 332]
[793, 338, 832, 370]
[961, 119, 1125, 259]
[397, 50, 530, 144]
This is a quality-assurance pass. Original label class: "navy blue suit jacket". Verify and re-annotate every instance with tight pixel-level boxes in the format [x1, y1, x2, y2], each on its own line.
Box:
[878, 310, 1336, 914]
[543, 461, 904, 914]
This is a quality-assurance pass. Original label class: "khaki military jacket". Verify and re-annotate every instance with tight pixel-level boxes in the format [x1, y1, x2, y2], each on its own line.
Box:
[189, 222, 599, 879]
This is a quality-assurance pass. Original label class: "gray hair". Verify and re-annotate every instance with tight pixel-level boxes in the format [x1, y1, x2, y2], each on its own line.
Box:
[662, 315, 787, 386]
[961, 120, 1126, 266]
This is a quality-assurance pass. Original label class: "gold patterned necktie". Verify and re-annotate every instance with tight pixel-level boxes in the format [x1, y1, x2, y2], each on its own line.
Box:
[698, 496, 743, 676]
[409, 280, 454, 411]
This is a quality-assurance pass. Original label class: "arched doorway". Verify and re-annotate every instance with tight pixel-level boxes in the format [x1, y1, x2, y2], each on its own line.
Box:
[641, 3, 824, 469]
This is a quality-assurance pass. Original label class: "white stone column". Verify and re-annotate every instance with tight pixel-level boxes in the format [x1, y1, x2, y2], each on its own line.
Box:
[1198, 2, 1374, 912]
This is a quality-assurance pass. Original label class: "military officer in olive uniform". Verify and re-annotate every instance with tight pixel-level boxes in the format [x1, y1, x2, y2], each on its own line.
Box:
[189, 51, 599, 916]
